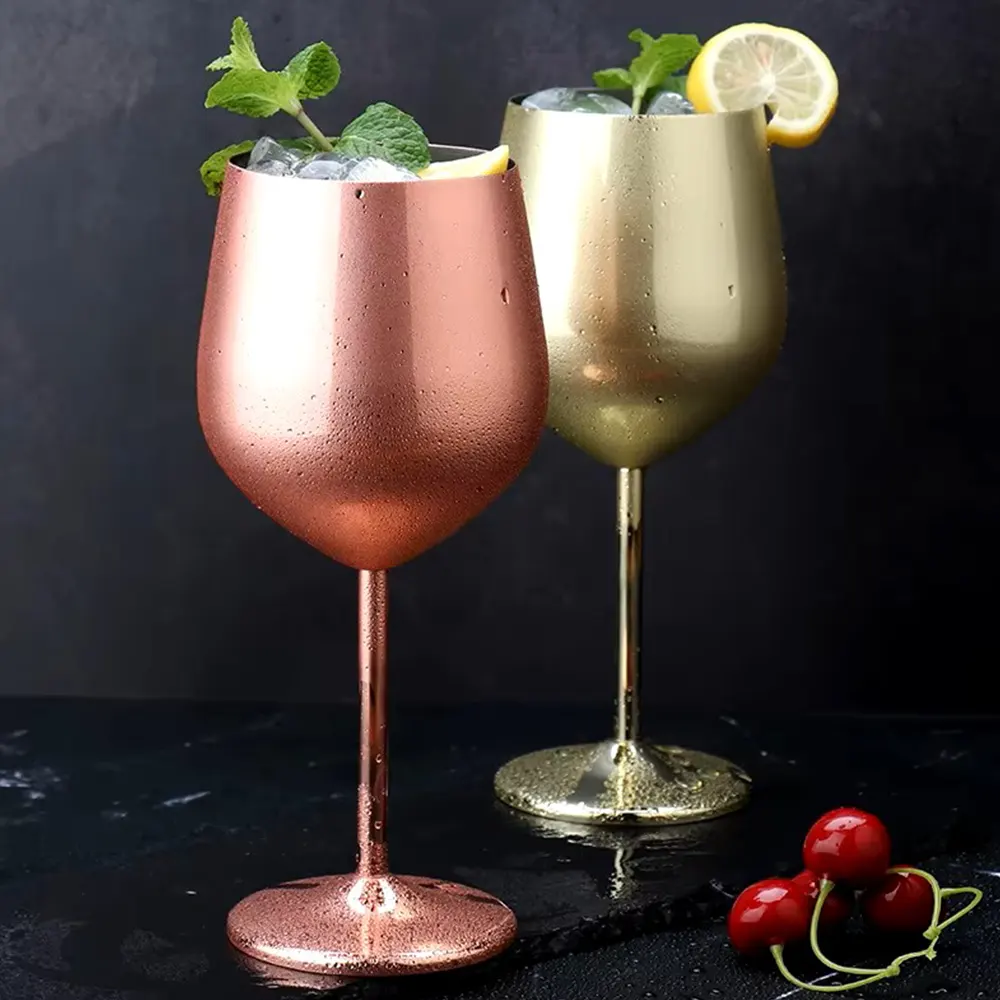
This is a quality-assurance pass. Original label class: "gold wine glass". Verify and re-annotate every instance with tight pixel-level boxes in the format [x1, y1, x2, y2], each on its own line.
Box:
[494, 96, 787, 825]
[198, 146, 548, 974]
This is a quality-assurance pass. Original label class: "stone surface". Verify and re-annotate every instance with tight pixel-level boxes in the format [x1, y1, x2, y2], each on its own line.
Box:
[0, 701, 998, 997]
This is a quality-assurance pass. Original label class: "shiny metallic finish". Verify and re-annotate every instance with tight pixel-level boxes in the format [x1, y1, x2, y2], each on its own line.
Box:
[615, 468, 642, 744]
[227, 874, 517, 977]
[495, 100, 785, 826]
[229, 949, 353, 991]
[199, 148, 549, 571]
[358, 569, 388, 877]
[200, 148, 546, 975]
[501, 98, 786, 469]
[494, 740, 750, 825]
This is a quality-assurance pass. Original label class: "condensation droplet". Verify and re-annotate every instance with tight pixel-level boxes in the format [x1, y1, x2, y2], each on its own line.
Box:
[728, 284, 735, 297]
[355, 188, 365, 200]
[500, 287, 510, 305]
[655, 395, 664, 404]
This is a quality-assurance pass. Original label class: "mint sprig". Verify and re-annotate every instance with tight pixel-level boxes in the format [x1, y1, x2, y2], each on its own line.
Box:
[200, 137, 315, 197]
[200, 17, 429, 195]
[593, 29, 701, 114]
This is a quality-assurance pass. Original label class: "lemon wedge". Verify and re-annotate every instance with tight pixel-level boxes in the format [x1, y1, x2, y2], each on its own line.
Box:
[687, 23, 838, 148]
[418, 144, 510, 179]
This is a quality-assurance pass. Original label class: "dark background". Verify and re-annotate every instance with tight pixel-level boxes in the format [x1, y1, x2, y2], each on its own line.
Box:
[0, 0, 997, 710]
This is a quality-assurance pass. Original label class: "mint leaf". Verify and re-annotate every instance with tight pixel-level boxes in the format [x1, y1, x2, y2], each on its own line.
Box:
[199, 137, 324, 196]
[651, 75, 687, 97]
[199, 140, 255, 196]
[205, 68, 301, 117]
[336, 102, 430, 171]
[284, 41, 341, 99]
[593, 67, 633, 90]
[627, 29, 656, 52]
[627, 33, 701, 112]
[206, 16, 263, 72]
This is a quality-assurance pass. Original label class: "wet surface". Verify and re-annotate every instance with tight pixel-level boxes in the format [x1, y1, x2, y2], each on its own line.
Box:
[0, 701, 997, 998]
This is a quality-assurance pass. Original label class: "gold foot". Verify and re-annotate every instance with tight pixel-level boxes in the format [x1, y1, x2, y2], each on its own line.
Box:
[494, 740, 750, 826]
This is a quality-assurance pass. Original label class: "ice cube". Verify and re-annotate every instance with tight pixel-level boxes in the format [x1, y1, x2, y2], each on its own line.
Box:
[295, 153, 357, 180]
[247, 137, 305, 175]
[645, 90, 695, 116]
[344, 158, 419, 182]
[250, 160, 292, 177]
[521, 88, 632, 115]
[294, 154, 418, 182]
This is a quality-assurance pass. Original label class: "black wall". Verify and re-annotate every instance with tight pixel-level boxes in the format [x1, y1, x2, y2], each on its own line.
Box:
[1, 0, 997, 710]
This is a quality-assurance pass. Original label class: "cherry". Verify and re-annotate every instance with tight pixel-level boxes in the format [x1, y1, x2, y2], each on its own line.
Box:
[727, 878, 812, 956]
[862, 868, 935, 935]
[792, 870, 854, 929]
[803, 807, 891, 887]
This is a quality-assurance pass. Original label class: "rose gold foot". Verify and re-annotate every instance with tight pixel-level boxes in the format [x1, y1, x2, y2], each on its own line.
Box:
[227, 873, 518, 977]
[230, 948, 354, 990]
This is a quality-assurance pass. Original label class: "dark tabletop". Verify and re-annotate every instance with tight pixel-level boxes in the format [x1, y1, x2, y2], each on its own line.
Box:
[0, 701, 998, 999]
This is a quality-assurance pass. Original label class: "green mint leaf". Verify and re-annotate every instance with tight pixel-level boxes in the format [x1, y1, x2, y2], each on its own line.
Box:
[651, 75, 687, 97]
[628, 33, 701, 111]
[205, 68, 301, 118]
[627, 29, 656, 52]
[199, 137, 325, 197]
[206, 16, 263, 72]
[199, 140, 255, 196]
[284, 41, 341, 99]
[593, 67, 633, 90]
[336, 102, 430, 171]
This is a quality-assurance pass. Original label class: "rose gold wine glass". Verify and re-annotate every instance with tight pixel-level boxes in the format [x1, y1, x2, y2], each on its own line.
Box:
[197, 146, 548, 976]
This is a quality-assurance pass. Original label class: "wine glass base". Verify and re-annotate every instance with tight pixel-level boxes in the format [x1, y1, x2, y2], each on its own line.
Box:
[494, 740, 751, 826]
[227, 873, 517, 977]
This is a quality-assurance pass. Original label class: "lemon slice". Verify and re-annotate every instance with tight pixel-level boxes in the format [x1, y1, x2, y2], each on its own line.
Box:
[418, 144, 510, 180]
[687, 23, 838, 148]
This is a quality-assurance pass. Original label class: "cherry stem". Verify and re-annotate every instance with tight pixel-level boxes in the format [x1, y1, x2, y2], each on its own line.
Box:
[936, 885, 983, 933]
[808, 879, 885, 975]
[801, 869, 984, 990]
[886, 867, 980, 945]
[771, 944, 900, 993]
[888, 866, 944, 943]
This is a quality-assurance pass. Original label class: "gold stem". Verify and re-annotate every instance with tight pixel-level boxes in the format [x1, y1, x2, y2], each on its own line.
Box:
[615, 468, 643, 743]
[357, 569, 389, 876]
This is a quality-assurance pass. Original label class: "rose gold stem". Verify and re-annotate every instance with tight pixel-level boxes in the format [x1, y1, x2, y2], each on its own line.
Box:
[358, 569, 389, 877]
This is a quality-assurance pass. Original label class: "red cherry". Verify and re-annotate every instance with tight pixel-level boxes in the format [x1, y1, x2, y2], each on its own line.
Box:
[791, 870, 855, 928]
[727, 878, 812, 956]
[803, 807, 891, 887]
[862, 868, 935, 935]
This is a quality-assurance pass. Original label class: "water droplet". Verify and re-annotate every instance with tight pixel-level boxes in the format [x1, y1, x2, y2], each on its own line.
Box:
[500, 287, 510, 304]
[355, 188, 365, 200]
[373, 820, 383, 830]
[655, 396, 664, 404]
[727, 284, 735, 297]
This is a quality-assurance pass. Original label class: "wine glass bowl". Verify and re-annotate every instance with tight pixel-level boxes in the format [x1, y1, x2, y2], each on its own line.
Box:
[199, 147, 548, 975]
[198, 149, 548, 570]
[500, 100, 786, 469]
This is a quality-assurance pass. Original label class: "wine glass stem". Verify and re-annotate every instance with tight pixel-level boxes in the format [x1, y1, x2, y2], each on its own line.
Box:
[615, 468, 643, 744]
[357, 569, 389, 877]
